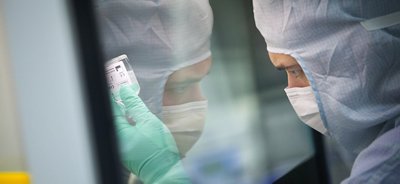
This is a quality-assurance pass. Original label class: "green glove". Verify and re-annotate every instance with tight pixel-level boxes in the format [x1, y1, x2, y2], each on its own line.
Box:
[110, 84, 191, 184]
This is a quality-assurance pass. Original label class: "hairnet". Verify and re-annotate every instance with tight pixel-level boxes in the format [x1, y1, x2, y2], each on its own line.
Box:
[96, 0, 213, 116]
[254, 0, 400, 158]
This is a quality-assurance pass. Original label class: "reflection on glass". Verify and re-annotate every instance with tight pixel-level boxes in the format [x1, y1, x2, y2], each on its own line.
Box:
[95, 0, 314, 183]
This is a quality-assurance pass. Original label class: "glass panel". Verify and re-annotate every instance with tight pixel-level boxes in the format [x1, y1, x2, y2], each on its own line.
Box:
[94, 1, 315, 183]
[324, 137, 351, 183]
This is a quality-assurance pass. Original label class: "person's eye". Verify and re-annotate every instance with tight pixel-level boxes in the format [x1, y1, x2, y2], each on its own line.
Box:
[290, 70, 301, 77]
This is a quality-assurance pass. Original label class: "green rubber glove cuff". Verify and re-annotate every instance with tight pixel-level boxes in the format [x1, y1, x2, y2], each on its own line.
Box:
[155, 162, 192, 184]
[138, 148, 181, 184]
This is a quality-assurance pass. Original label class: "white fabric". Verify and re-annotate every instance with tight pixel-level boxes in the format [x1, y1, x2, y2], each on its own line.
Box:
[285, 87, 328, 135]
[162, 100, 208, 156]
[96, 0, 213, 117]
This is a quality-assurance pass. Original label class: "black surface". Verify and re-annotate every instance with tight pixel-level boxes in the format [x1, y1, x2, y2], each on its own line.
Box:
[274, 156, 325, 184]
[312, 131, 331, 184]
[68, 0, 123, 183]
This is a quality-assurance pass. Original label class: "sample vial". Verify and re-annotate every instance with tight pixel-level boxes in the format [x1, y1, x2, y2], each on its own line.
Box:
[105, 54, 140, 101]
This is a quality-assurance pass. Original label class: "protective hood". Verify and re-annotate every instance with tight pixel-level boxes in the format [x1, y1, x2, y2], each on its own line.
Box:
[254, 0, 400, 156]
[96, 0, 213, 117]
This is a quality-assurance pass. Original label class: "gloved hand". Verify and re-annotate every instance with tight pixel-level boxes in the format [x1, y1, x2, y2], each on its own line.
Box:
[110, 84, 191, 184]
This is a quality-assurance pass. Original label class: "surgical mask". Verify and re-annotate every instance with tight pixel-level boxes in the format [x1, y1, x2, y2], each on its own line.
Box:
[162, 100, 207, 157]
[284, 86, 328, 135]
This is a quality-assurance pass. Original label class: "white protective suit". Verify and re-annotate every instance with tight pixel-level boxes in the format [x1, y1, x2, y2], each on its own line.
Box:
[253, 1, 400, 183]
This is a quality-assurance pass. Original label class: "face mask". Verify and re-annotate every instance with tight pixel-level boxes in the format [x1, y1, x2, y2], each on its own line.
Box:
[284, 86, 328, 135]
[162, 100, 207, 157]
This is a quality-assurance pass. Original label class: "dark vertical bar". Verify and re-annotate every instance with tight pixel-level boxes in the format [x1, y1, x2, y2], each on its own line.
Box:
[312, 131, 331, 184]
[67, 0, 122, 183]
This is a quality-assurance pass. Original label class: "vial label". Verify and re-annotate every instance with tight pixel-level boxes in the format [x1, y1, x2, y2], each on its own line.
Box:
[105, 60, 132, 100]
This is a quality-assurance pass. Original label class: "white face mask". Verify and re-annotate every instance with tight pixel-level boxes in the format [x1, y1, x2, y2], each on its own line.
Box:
[284, 86, 328, 135]
[162, 100, 207, 157]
